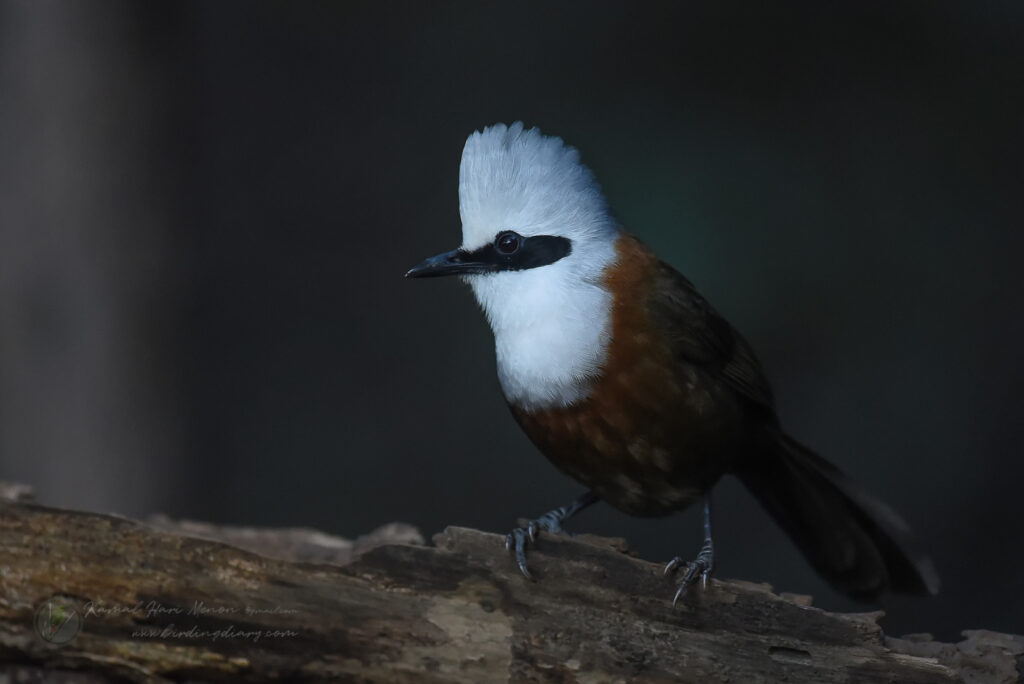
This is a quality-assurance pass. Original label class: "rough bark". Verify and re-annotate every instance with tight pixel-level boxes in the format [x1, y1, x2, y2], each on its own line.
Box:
[0, 490, 1020, 683]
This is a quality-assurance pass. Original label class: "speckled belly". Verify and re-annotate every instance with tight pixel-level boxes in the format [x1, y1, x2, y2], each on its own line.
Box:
[509, 359, 745, 517]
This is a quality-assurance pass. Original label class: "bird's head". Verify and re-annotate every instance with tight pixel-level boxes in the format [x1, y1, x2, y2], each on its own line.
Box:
[406, 122, 619, 302]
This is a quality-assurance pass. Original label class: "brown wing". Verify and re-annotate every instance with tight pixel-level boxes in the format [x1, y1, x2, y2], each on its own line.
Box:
[646, 259, 777, 415]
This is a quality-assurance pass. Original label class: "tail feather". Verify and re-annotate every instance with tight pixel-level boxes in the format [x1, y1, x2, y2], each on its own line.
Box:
[737, 434, 939, 600]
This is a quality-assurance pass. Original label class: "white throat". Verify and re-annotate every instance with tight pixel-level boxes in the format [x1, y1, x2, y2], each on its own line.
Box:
[468, 245, 617, 411]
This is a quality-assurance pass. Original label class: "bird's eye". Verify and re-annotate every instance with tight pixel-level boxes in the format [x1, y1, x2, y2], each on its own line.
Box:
[495, 231, 521, 255]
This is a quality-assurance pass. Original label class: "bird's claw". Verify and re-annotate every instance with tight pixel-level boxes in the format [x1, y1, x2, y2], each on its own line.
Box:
[506, 511, 566, 579]
[664, 539, 714, 606]
[505, 528, 533, 579]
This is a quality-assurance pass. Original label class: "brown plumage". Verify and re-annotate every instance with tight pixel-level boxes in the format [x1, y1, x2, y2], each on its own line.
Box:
[510, 233, 753, 516]
[509, 233, 937, 599]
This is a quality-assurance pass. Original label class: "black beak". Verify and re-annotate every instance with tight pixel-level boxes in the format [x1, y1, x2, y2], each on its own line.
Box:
[405, 248, 494, 278]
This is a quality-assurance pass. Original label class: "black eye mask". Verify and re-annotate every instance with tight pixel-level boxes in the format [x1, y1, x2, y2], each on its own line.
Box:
[405, 232, 572, 278]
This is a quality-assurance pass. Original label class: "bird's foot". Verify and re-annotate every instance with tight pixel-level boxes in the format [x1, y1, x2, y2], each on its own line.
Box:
[664, 537, 714, 605]
[505, 508, 571, 580]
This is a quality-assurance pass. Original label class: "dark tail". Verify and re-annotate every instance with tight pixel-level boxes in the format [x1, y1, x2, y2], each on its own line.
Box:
[736, 434, 939, 600]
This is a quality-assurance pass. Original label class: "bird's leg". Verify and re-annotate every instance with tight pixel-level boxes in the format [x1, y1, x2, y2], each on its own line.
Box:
[664, 494, 715, 605]
[505, 490, 600, 579]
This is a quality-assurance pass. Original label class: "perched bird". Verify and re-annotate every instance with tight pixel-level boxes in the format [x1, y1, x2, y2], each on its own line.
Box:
[407, 122, 938, 602]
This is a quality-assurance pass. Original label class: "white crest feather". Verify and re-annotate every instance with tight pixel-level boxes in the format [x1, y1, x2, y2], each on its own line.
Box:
[457, 123, 620, 410]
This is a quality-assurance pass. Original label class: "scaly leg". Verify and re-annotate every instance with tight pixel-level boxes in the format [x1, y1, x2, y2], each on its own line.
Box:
[664, 494, 715, 605]
[506, 490, 600, 579]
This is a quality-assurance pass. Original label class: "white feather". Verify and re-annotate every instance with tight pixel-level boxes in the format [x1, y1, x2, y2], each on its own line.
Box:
[458, 123, 620, 410]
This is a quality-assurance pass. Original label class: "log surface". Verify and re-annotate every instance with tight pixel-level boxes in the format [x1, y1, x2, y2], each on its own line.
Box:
[0, 497, 1021, 683]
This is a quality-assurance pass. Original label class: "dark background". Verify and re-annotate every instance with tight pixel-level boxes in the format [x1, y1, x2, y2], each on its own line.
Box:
[2, 1, 1021, 641]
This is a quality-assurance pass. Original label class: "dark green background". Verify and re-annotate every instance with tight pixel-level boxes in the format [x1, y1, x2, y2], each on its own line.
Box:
[1, 1, 1020, 640]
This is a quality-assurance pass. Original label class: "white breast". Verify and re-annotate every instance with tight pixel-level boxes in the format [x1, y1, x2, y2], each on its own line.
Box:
[467, 248, 616, 411]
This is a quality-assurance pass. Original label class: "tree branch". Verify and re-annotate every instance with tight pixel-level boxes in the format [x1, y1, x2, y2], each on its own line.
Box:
[0, 490, 1020, 682]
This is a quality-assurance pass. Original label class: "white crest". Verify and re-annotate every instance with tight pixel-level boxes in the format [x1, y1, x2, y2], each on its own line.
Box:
[457, 123, 620, 410]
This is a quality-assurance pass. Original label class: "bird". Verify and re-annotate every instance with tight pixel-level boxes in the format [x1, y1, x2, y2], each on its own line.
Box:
[406, 122, 938, 602]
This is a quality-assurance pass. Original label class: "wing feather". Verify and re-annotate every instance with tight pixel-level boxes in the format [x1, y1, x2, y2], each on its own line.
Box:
[646, 260, 776, 414]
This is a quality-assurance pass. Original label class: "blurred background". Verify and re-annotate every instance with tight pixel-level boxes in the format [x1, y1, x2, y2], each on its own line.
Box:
[1, 0, 1021, 641]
